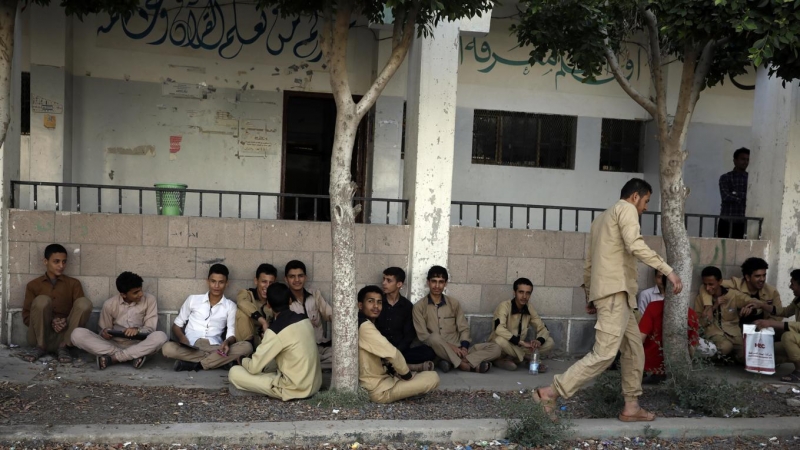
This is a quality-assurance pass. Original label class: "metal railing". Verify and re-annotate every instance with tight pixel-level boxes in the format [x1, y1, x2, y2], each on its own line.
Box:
[10, 181, 408, 225]
[451, 200, 764, 239]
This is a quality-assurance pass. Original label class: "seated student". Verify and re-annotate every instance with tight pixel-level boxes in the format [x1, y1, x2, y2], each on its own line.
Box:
[285, 260, 333, 370]
[358, 285, 440, 403]
[637, 270, 666, 315]
[229, 283, 322, 400]
[376, 267, 436, 371]
[639, 295, 700, 383]
[235, 263, 277, 347]
[412, 265, 502, 373]
[22, 243, 92, 364]
[724, 257, 782, 329]
[490, 277, 554, 372]
[693, 266, 753, 360]
[72, 272, 168, 370]
[162, 264, 253, 371]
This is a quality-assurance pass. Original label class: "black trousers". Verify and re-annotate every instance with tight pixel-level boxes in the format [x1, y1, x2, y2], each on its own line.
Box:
[717, 218, 745, 239]
[402, 344, 437, 364]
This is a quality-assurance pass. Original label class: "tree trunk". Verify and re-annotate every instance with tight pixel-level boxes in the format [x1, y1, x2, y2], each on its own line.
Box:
[659, 137, 693, 373]
[329, 105, 360, 391]
[0, 0, 16, 150]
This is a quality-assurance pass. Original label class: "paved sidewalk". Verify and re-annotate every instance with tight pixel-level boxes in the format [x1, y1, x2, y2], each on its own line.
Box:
[1, 346, 792, 392]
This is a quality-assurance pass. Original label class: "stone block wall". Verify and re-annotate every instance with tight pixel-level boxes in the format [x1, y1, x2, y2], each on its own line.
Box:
[5, 210, 770, 355]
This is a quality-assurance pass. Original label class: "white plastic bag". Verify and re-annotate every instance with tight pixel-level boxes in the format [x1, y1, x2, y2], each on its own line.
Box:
[696, 337, 717, 358]
[743, 324, 775, 375]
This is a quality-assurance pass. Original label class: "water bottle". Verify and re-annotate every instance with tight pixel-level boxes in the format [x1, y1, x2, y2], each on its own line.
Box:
[529, 349, 540, 375]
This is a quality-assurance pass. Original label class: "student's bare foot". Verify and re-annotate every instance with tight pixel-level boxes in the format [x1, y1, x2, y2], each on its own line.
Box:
[21, 347, 47, 363]
[532, 386, 559, 421]
[97, 355, 112, 370]
[133, 356, 147, 369]
[57, 347, 73, 364]
[619, 406, 656, 422]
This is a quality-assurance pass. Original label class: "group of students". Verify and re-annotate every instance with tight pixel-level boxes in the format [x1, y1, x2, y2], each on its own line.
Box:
[19, 243, 557, 404]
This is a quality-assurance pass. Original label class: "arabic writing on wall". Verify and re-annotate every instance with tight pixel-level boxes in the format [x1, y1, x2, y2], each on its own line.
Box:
[97, 0, 322, 61]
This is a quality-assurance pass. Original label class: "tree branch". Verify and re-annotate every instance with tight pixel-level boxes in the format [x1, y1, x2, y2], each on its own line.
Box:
[670, 38, 721, 144]
[391, 6, 406, 50]
[356, 0, 420, 118]
[328, 0, 355, 111]
[604, 47, 657, 117]
[669, 43, 699, 145]
[642, 8, 669, 137]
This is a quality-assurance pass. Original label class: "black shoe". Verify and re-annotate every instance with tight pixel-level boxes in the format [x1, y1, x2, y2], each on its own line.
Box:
[437, 360, 453, 373]
[642, 373, 666, 385]
[173, 360, 201, 372]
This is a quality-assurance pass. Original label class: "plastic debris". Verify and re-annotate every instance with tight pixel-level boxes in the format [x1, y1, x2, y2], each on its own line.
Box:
[177, 402, 184, 406]
[351, 442, 360, 449]
[332, 409, 340, 414]
[492, 393, 501, 400]
[792, 388, 800, 394]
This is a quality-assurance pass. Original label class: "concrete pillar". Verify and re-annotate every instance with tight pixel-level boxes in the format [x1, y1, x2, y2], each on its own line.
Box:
[403, 21, 461, 301]
[29, 4, 72, 209]
[747, 68, 800, 303]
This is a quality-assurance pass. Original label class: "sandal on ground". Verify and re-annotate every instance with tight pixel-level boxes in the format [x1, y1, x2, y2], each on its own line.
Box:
[532, 387, 559, 421]
[133, 356, 147, 369]
[96, 355, 112, 370]
[419, 361, 434, 371]
[57, 347, 73, 364]
[21, 347, 47, 363]
[780, 371, 800, 383]
[618, 407, 656, 422]
[470, 361, 492, 373]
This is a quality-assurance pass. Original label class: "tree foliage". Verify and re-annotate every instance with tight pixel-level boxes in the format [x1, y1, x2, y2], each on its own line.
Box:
[24, 0, 140, 19]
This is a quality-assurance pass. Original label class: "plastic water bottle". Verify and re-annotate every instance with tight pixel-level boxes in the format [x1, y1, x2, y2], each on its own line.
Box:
[529, 349, 540, 375]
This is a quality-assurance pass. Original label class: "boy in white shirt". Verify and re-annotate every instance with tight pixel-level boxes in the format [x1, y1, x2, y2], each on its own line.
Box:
[162, 264, 253, 371]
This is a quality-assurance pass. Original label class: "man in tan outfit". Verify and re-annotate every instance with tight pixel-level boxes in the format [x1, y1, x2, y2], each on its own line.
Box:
[285, 260, 334, 370]
[229, 283, 322, 400]
[234, 263, 277, 347]
[72, 271, 168, 369]
[694, 266, 753, 359]
[22, 244, 92, 364]
[358, 285, 439, 403]
[491, 277, 554, 371]
[533, 178, 682, 422]
[412, 266, 502, 373]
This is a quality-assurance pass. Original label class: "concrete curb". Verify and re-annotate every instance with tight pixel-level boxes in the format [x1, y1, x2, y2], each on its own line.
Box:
[0, 418, 796, 445]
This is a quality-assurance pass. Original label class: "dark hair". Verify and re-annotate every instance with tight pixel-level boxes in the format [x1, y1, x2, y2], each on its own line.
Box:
[383, 267, 406, 283]
[791, 269, 800, 285]
[358, 285, 384, 303]
[733, 147, 750, 159]
[701, 266, 722, 280]
[284, 260, 307, 277]
[741, 257, 768, 276]
[619, 178, 653, 200]
[256, 263, 278, 279]
[654, 269, 667, 287]
[208, 263, 229, 280]
[427, 265, 449, 281]
[115, 271, 143, 294]
[266, 283, 292, 313]
[44, 243, 68, 260]
[513, 277, 533, 291]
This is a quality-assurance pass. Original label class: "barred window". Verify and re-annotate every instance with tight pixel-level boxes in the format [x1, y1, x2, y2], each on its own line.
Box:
[472, 110, 576, 169]
[600, 118, 643, 172]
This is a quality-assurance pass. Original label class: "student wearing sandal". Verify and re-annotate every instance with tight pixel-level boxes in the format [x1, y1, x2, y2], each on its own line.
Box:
[72, 272, 168, 370]
[412, 266, 502, 373]
[21, 244, 92, 364]
[532, 179, 683, 422]
[358, 285, 440, 403]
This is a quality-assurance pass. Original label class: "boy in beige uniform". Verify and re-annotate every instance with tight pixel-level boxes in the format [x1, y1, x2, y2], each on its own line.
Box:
[229, 283, 322, 400]
[72, 272, 168, 369]
[358, 285, 439, 403]
[533, 178, 682, 422]
[234, 264, 277, 347]
[412, 266, 502, 373]
[725, 258, 782, 324]
[285, 260, 333, 369]
[491, 277, 554, 371]
[694, 266, 753, 358]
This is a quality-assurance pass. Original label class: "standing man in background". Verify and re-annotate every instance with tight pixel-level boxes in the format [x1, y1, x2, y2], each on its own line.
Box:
[718, 147, 750, 239]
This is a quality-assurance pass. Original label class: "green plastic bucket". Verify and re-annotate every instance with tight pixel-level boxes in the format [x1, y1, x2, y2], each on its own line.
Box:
[154, 183, 188, 216]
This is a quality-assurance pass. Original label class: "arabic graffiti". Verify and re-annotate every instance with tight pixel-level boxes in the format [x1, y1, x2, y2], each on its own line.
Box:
[460, 37, 641, 89]
[97, 0, 322, 61]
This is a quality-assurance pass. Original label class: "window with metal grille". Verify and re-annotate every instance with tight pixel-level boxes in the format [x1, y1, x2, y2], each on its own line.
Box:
[472, 110, 576, 169]
[21, 72, 29, 135]
[600, 118, 643, 172]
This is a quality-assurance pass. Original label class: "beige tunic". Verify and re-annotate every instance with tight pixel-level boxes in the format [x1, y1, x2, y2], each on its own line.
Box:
[489, 299, 553, 360]
[723, 277, 782, 319]
[289, 289, 332, 344]
[693, 288, 753, 346]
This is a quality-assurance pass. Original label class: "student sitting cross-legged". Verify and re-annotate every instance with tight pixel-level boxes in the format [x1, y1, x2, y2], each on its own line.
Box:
[228, 282, 322, 400]
[72, 271, 168, 370]
[358, 285, 439, 404]
[162, 264, 253, 371]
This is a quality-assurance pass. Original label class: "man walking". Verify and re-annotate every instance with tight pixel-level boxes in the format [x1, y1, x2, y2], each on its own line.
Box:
[718, 147, 750, 239]
[532, 178, 682, 422]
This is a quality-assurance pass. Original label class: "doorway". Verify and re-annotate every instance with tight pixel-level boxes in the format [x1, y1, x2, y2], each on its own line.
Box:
[281, 92, 369, 222]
